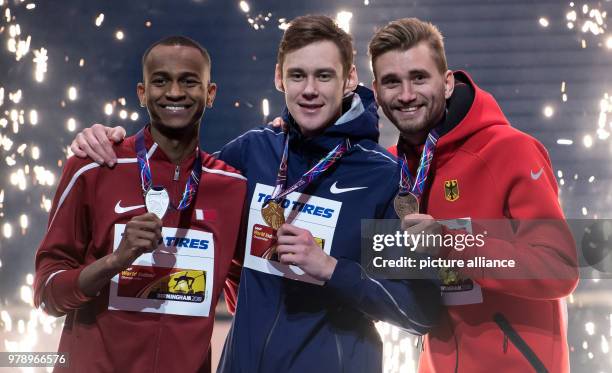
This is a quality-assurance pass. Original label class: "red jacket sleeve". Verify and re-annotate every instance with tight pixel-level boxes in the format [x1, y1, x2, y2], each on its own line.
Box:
[33, 157, 96, 316]
[223, 198, 248, 315]
[444, 133, 578, 300]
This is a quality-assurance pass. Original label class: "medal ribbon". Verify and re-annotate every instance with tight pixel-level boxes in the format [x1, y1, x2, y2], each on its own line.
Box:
[397, 129, 439, 199]
[136, 128, 202, 211]
[266, 134, 349, 205]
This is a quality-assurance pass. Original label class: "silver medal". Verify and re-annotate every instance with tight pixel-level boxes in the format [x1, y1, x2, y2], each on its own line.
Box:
[145, 187, 169, 219]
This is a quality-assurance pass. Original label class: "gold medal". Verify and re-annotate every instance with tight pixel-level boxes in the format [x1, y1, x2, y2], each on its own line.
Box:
[394, 193, 419, 218]
[261, 200, 285, 230]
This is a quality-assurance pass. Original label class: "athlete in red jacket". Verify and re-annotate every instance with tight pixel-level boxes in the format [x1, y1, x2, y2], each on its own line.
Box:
[34, 36, 246, 373]
[370, 18, 578, 372]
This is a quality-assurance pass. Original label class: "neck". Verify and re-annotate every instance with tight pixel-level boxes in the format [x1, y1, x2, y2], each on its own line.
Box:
[399, 131, 428, 147]
[399, 107, 447, 148]
[150, 123, 199, 164]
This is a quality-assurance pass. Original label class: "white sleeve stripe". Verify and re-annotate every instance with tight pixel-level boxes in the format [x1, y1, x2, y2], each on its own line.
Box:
[354, 144, 398, 164]
[44, 270, 66, 289]
[202, 166, 247, 180]
[48, 162, 99, 230]
[48, 157, 138, 230]
[147, 143, 158, 158]
[363, 272, 410, 319]
[116, 158, 137, 163]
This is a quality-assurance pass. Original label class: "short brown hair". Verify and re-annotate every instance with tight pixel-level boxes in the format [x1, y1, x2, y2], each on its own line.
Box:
[277, 15, 354, 78]
[368, 18, 447, 76]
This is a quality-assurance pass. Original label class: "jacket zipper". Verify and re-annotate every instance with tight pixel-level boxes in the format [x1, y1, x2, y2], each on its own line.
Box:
[493, 313, 548, 373]
[258, 294, 283, 372]
[173, 165, 180, 181]
[335, 332, 344, 373]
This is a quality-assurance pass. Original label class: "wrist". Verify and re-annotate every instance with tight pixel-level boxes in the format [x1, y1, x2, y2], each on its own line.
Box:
[106, 252, 126, 273]
[322, 256, 338, 281]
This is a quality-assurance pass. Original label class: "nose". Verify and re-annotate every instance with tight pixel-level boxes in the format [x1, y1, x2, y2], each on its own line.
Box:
[398, 82, 417, 104]
[166, 81, 185, 100]
[301, 76, 318, 99]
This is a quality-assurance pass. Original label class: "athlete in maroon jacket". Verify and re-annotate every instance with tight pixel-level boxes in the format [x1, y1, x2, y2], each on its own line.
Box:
[34, 36, 246, 373]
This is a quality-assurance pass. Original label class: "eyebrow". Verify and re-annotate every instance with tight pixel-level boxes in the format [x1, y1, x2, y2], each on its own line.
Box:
[379, 73, 400, 84]
[285, 67, 337, 75]
[149, 71, 202, 79]
[379, 69, 431, 83]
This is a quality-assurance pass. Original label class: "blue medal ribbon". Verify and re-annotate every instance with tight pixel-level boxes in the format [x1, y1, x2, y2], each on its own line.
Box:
[135, 127, 202, 211]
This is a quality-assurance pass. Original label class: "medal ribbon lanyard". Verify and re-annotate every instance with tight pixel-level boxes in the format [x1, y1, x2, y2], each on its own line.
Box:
[397, 129, 440, 201]
[135, 128, 202, 211]
[264, 133, 350, 207]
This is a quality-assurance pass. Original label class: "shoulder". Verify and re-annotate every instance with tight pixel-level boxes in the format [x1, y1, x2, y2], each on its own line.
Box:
[470, 125, 549, 162]
[201, 152, 247, 182]
[224, 125, 284, 149]
[350, 139, 398, 167]
[60, 155, 101, 184]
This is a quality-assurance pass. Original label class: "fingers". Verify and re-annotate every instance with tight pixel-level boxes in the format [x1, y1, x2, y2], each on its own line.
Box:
[401, 214, 436, 232]
[277, 251, 297, 266]
[277, 223, 304, 237]
[73, 127, 107, 165]
[131, 212, 163, 224]
[269, 117, 286, 128]
[276, 232, 299, 246]
[276, 244, 299, 266]
[71, 132, 95, 159]
[70, 133, 88, 158]
[91, 124, 117, 166]
[127, 215, 162, 234]
[107, 126, 127, 143]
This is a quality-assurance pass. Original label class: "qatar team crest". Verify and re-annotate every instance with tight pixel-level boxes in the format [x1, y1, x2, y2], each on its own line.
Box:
[444, 179, 459, 202]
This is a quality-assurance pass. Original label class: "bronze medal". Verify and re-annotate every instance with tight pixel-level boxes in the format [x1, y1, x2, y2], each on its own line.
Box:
[261, 200, 285, 230]
[394, 193, 419, 218]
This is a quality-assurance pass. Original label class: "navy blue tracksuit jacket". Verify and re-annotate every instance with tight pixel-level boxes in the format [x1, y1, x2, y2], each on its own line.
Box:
[217, 86, 440, 373]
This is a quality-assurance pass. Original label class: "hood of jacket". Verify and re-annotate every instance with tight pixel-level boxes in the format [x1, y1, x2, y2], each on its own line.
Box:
[281, 85, 380, 156]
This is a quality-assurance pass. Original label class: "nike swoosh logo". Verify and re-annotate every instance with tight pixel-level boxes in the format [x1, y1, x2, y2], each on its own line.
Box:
[530, 168, 543, 180]
[330, 181, 368, 194]
[115, 201, 145, 214]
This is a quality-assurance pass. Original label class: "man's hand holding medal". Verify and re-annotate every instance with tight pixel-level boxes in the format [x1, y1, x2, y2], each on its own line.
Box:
[275, 224, 337, 281]
[110, 213, 163, 271]
[260, 132, 348, 282]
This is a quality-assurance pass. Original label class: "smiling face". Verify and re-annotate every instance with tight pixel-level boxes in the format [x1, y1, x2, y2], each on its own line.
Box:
[372, 42, 453, 144]
[137, 44, 216, 135]
[275, 40, 357, 138]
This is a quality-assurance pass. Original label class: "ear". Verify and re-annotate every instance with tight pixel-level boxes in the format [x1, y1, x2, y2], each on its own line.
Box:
[274, 64, 284, 92]
[444, 70, 455, 99]
[206, 82, 217, 108]
[371, 79, 380, 105]
[137, 83, 146, 107]
[343, 65, 358, 95]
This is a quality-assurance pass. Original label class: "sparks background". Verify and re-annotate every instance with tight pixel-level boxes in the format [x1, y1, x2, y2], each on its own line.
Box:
[0, 0, 611, 372]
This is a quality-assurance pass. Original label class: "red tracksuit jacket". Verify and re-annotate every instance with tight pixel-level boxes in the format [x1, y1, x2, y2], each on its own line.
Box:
[34, 127, 246, 373]
[389, 72, 578, 373]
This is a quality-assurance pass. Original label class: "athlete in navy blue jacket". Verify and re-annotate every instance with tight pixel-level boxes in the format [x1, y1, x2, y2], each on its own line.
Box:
[215, 16, 440, 373]
[68, 15, 440, 373]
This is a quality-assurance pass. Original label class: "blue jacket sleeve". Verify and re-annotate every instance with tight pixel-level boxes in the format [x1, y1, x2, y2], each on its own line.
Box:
[324, 194, 441, 336]
[217, 132, 248, 173]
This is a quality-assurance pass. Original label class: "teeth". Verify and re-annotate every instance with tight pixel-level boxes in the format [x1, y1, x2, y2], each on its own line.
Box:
[399, 107, 419, 112]
[166, 106, 186, 111]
